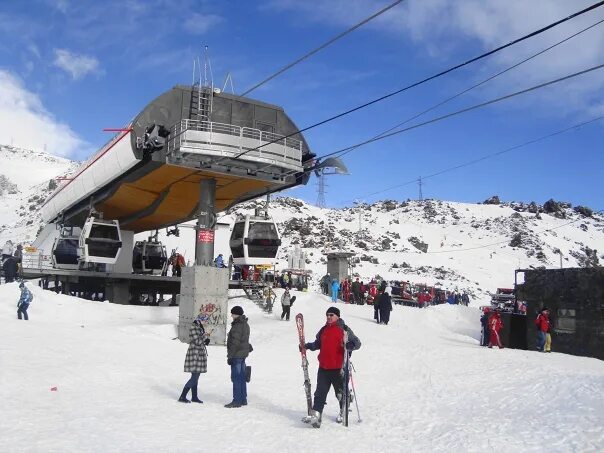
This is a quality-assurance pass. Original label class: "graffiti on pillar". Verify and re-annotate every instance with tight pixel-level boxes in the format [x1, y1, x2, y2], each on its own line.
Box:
[196, 302, 225, 337]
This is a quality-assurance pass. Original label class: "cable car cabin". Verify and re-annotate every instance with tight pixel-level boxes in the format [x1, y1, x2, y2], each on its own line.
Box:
[52, 226, 81, 270]
[132, 240, 168, 274]
[230, 214, 281, 266]
[79, 217, 122, 265]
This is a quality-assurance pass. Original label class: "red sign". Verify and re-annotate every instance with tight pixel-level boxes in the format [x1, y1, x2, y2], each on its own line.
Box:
[197, 229, 215, 243]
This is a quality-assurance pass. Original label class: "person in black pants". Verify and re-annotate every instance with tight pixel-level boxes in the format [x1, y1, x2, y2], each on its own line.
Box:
[303, 307, 361, 428]
[280, 288, 292, 321]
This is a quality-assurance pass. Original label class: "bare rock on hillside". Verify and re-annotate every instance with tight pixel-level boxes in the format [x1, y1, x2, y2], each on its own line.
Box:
[483, 195, 500, 205]
[408, 236, 428, 253]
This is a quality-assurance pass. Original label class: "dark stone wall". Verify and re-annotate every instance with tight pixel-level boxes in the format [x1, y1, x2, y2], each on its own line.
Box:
[516, 267, 604, 360]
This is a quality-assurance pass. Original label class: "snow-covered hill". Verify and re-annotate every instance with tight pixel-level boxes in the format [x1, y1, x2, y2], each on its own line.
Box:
[1, 283, 603, 452]
[0, 145, 77, 243]
[0, 145, 602, 305]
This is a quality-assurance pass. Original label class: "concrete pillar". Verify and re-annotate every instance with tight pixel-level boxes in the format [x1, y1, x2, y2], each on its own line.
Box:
[110, 230, 134, 274]
[105, 281, 130, 304]
[178, 266, 229, 345]
[195, 179, 216, 266]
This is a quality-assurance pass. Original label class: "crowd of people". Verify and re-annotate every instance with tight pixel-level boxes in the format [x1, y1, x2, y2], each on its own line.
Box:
[319, 273, 471, 309]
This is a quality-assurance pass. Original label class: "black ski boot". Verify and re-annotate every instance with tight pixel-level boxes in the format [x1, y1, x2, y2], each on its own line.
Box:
[191, 387, 203, 403]
[178, 386, 191, 403]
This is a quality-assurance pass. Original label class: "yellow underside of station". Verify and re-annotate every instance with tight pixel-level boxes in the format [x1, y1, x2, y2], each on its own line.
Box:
[97, 164, 275, 233]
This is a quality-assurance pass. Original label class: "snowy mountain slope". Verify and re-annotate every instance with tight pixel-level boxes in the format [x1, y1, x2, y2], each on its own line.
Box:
[210, 197, 603, 304]
[0, 145, 601, 305]
[1, 283, 603, 452]
[0, 145, 77, 243]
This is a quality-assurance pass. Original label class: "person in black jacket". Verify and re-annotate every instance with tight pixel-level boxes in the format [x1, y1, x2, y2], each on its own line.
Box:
[480, 308, 490, 347]
[225, 306, 251, 408]
[378, 287, 393, 325]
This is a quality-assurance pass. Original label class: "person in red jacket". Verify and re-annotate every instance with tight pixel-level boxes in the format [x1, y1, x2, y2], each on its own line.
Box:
[303, 306, 361, 428]
[535, 307, 550, 352]
[342, 278, 351, 304]
[488, 311, 504, 349]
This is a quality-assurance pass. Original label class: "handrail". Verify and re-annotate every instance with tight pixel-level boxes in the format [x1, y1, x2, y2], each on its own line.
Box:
[168, 119, 304, 155]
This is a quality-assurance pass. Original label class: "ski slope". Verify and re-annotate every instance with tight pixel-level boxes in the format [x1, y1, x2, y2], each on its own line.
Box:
[1, 283, 602, 452]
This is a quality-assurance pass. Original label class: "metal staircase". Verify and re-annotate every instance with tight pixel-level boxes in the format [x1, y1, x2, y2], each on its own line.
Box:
[241, 280, 274, 313]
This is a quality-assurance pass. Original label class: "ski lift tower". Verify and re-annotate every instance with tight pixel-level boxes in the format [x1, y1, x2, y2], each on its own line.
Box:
[315, 157, 349, 208]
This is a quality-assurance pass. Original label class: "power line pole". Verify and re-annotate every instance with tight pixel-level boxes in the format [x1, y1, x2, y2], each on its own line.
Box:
[316, 169, 326, 208]
[418, 176, 423, 201]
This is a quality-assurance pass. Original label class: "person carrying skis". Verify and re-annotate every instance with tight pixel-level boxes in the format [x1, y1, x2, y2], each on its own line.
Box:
[535, 307, 550, 352]
[17, 281, 33, 320]
[378, 286, 393, 325]
[178, 315, 210, 403]
[225, 306, 252, 408]
[280, 288, 293, 321]
[303, 306, 361, 428]
[488, 311, 504, 349]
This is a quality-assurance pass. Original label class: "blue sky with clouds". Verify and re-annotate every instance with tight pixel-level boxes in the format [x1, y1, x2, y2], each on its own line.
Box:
[1, 0, 603, 209]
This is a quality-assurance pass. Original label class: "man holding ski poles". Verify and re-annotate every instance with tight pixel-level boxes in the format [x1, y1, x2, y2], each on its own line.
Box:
[302, 306, 361, 428]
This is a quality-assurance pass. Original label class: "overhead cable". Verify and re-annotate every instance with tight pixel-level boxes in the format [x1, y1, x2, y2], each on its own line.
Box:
[240, 0, 405, 96]
[230, 1, 604, 161]
[312, 62, 604, 165]
[340, 115, 604, 203]
[328, 17, 604, 161]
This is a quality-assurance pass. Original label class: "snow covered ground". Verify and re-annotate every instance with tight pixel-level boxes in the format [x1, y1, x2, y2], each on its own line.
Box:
[1, 283, 603, 452]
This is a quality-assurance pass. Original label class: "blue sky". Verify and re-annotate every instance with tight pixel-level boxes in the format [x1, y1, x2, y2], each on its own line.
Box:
[1, 0, 603, 210]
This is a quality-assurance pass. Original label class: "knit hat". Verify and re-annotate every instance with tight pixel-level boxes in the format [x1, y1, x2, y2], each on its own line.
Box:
[326, 306, 340, 317]
[231, 305, 244, 316]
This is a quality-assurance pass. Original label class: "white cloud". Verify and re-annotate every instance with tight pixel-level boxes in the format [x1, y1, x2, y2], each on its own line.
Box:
[184, 13, 223, 34]
[0, 70, 86, 157]
[53, 49, 100, 80]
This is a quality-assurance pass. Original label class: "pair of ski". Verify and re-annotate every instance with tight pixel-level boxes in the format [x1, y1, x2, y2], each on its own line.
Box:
[296, 313, 358, 428]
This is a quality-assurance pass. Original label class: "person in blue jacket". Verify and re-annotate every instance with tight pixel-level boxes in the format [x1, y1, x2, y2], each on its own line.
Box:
[17, 282, 33, 320]
[214, 254, 225, 268]
[447, 292, 456, 305]
[331, 279, 340, 303]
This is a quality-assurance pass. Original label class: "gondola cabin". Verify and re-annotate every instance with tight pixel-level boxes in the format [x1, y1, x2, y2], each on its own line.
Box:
[51, 226, 81, 270]
[79, 217, 122, 265]
[132, 240, 168, 275]
[229, 214, 281, 266]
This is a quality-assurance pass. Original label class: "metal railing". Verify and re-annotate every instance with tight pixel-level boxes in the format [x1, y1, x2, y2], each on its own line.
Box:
[22, 250, 54, 270]
[167, 119, 304, 167]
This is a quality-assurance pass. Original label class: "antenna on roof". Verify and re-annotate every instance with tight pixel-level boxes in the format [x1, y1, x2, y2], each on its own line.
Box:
[222, 72, 235, 94]
[203, 45, 214, 88]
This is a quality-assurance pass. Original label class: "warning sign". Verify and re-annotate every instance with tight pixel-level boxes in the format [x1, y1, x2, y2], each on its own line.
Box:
[197, 229, 215, 243]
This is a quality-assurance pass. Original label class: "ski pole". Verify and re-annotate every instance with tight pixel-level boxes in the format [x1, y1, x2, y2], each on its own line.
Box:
[349, 362, 362, 423]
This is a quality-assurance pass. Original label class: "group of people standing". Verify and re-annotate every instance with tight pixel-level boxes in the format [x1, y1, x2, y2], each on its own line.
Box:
[179, 305, 252, 408]
[2, 240, 23, 283]
[480, 308, 504, 349]
[178, 302, 362, 429]
[480, 306, 552, 352]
